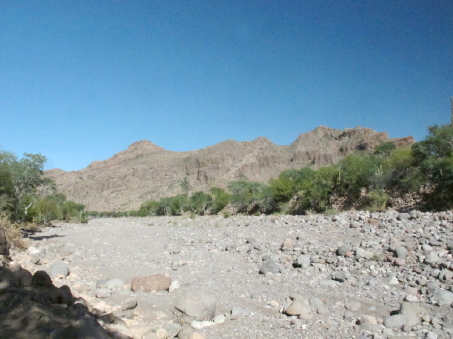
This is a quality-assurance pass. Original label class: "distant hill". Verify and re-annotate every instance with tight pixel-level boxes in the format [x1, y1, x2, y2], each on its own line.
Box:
[44, 126, 414, 212]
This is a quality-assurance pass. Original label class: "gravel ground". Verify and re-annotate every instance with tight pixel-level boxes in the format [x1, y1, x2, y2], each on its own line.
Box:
[8, 210, 453, 338]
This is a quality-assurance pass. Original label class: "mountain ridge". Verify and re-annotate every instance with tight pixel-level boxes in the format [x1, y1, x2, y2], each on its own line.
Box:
[45, 126, 414, 211]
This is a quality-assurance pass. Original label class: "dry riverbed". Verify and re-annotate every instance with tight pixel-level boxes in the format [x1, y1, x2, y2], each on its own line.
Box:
[5, 210, 453, 338]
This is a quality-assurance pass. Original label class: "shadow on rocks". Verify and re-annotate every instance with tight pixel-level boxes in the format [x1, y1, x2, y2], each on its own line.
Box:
[0, 254, 116, 338]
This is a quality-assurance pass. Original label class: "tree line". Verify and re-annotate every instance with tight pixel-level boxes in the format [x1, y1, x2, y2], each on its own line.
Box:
[133, 124, 453, 217]
[1, 123, 453, 224]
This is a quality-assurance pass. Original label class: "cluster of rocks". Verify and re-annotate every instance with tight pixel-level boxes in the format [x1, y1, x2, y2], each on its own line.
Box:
[3, 209, 453, 338]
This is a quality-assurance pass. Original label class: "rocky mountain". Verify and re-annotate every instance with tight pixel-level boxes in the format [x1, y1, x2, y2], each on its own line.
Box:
[45, 126, 414, 211]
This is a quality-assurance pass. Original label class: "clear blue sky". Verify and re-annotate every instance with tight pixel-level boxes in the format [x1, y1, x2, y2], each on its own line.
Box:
[1, 1, 452, 171]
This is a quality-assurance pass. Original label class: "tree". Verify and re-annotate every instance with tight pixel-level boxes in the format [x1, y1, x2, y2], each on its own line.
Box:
[374, 141, 396, 156]
[188, 191, 212, 215]
[209, 187, 230, 214]
[411, 124, 453, 209]
[10, 153, 48, 221]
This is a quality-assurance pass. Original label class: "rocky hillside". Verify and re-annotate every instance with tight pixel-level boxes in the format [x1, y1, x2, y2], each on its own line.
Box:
[45, 126, 414, 212]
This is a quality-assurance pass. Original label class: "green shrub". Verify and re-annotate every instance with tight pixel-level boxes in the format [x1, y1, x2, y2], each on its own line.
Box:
[363, 189, 389, 212]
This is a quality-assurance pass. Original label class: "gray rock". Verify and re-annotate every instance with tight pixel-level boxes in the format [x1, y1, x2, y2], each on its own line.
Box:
[106, 278, 125, 290]
[424, 252, 439, 265]
[350, 221, 361, 228]
[345, 301, 361, 311]
[175, 289, 217, 321]
[394, 246, 408, 259]
[332, 271, 347, 282]
[48, 262, 70, 278]
[259, 260, 280, 274]
[295, 255, 311, 268]
[96, 278, 111, 289]
[384, 313, 419, 328]
[397, 213, 410, 221]
[425, 332, 438, 339]
[121, 297, 138, 311]
[231, 306, 249, 316]
[336, 245, 350, 256]
[399, 302, 426, 315]
[95, 288, 111, 299]
[164, 323, 182, 338]
[355, 248, 373, 259]
[431, 288, 453, 306]
[446, 241, 453, 250]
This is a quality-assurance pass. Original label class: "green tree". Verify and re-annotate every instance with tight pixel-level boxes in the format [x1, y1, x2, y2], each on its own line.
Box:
[209, 187, 230, 214]
[411, 124, 453, 209]
[188, 191, 212, 215]
[374, 141, 396, 156]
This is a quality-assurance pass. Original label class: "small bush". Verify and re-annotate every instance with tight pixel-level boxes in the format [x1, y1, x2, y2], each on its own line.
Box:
[363, 189, 389, 212]
[0, 214, 28, 250]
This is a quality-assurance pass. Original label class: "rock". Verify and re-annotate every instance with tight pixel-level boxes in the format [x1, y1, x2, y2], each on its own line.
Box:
[121, 297, 138, 311]
[190, 320, 215, 329]
[345, 301, 361, 311]
[350, 221, 361, 228]
[355, 248, 373, 259]
[231, 306, 248, 316]
[106, 278, 125, 290]
[13, 268, 33, 287]
[285, 300, 310, 316]
[169, 280, 180, 292]
[96, 278, 111, 289]
[295, 254, 311, 268]
[394, 246, 408, 259]
[175, 289, 217, 321]
[96, 288, 112, 299]
[259, 260, 280, 274]
[214, 314, 225, 324]
[131, 274, 171, 293]
[399, 301, 426, 315]
[424, 252, 439, 265]
[336, 245, 350, 256]
[281, 238, 294, 251]
[431, 288, 453, 306]
[49, 285, 74, 305]
[164, 323, 182, 338]
[189, 333, 205, 339]
[384, 313, 419, 328]
[397, 213, 410, 221]
[48, 262, 70, 278]
[32, 270, 53, 287]
[394, 258, 405, 266]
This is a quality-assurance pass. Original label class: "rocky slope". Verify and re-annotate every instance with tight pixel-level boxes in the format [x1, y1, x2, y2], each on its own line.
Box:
[4, 210, 453, 338]
[45, 126, 414, 211]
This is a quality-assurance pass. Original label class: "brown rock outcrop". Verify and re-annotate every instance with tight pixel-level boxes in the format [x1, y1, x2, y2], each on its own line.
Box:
[45, 126, 414, 211]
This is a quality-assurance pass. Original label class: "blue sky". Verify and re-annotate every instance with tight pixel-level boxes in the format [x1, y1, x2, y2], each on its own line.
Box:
[1, 1, 452, 171]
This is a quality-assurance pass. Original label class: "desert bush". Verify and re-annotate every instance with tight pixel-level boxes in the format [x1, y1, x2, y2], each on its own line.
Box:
[374, 141, 396, 156]
[188, 191, 212, 215]
[0, 214, 28, 250]
[209, 187, 231, 214]
[362, 189, 389, 212]
[411, 124, 453, 209]
[228, 180, 276, 214]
